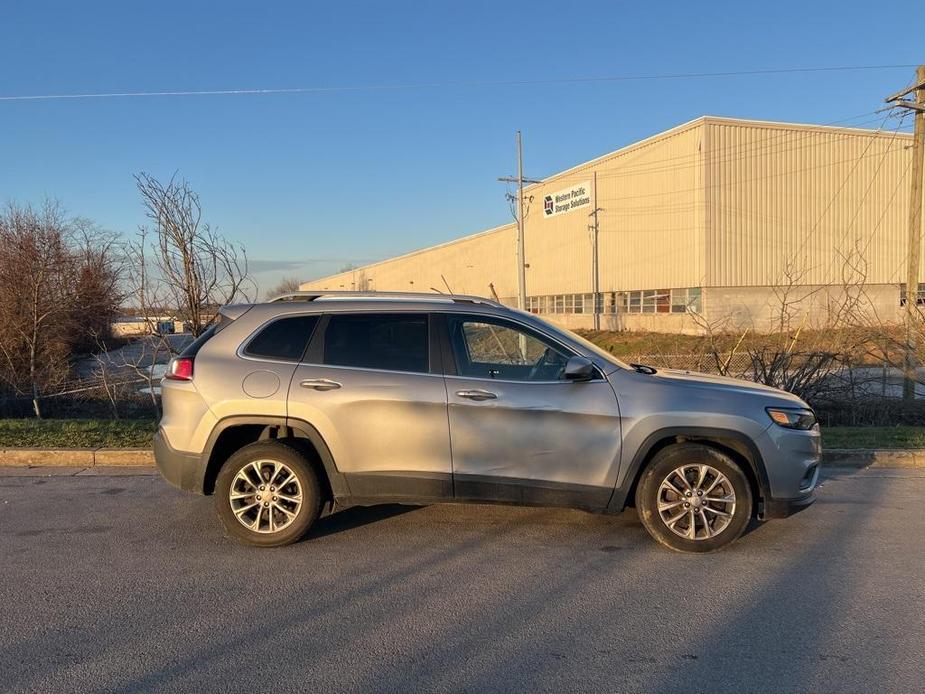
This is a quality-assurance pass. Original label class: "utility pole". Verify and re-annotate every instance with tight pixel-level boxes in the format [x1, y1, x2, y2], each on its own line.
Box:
[499, 131, 541, 310]
[887, 65, 925, 399]
[588, 171, 602, 330]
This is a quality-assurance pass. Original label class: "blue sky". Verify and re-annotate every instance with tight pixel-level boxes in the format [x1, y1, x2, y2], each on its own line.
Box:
[1, 0, 922, 293]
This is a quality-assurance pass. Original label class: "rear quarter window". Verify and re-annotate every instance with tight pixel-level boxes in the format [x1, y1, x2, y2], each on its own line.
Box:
[179, 326, 216, 357]
[178, 312, 238, 358]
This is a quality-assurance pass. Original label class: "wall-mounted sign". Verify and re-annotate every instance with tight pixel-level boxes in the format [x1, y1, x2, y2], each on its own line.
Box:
[542, 180, 592, 218]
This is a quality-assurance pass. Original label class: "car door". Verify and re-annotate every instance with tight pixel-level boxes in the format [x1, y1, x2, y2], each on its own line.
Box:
[287, 311, 452, 501]
[441, 313, 621, 509]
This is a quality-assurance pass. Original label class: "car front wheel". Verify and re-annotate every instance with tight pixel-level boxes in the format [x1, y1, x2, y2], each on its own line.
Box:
[215, 441, 322, 547]
[636, 443, 752, 553]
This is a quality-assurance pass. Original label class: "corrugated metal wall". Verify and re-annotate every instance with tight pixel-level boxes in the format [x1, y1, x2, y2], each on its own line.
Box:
[303, 119, 707, 296]
[705, 119, 914, 287]
[302, 117, 917, 300]
[301, 224, 518, 298]
[524, 120, 705, 294]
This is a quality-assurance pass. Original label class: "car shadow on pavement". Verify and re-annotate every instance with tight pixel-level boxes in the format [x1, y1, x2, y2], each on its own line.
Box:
[307, 503, 420, 539]
[637, 467, 893, 694]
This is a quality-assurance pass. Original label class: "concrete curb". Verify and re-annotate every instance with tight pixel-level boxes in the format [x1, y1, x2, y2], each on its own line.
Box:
[0, 447, 154, 467]
[0, 447, 922, 469]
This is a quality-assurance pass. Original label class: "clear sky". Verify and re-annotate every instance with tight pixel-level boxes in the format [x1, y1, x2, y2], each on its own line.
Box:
[1, 0, 922, 294]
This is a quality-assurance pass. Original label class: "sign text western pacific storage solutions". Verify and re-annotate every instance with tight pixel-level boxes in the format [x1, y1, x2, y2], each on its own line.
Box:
[542, 181, 592, 218]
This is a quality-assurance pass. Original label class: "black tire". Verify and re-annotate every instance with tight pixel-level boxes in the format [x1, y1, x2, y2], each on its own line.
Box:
[215, 440, 323, 547]
[635, 443, 752, 553]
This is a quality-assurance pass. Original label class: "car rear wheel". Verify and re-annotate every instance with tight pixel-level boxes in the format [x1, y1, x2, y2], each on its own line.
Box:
[215, 441, 322, 547]
[636, 443, 752, 553]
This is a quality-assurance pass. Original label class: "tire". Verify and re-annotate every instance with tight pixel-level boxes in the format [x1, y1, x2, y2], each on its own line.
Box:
[635, 443, 752, 553]
[215, 440, 323, 547]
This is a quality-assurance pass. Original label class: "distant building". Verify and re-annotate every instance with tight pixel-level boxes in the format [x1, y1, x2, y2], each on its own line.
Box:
[301, 117, 917, 333]
[111, 316, 185, 337]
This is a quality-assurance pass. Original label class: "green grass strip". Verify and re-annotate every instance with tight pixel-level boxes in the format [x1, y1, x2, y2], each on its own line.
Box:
[0, 419, 156, 448]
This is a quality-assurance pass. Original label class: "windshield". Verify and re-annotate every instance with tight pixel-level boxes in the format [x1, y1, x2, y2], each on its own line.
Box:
[510, 309, 630, 371]
[566, 329, 631, 369]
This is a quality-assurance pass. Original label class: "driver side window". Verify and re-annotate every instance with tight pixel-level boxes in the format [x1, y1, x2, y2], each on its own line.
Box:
[448, 316, 571, 381]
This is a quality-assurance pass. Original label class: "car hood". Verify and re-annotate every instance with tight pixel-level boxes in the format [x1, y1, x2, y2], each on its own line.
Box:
[650, 368, 807, 406]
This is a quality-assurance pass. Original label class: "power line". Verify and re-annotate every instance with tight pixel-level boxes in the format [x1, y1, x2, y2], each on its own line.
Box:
[528, 112, 910, 187]
[822, 113, 910, 284]
[592, 145, 906, 204]
[0, 64, 917, 102]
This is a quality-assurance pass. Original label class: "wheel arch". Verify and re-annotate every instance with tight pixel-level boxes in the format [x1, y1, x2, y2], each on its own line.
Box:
[608, 427, 769, 514]
[201, 415, 348, 500]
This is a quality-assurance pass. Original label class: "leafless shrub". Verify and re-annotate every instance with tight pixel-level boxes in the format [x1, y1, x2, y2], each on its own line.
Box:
[687, 248, 879, 404]
[0, 202, 123, 417]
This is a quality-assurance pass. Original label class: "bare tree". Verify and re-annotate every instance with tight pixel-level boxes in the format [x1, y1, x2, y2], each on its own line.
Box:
[0, 202, 122, 417]
[71, 223, 124, 353]
[130, 172, 253, 339]
[90, 337, 121, 420]
[685, 246, 877, 403]
[265, 276, 301, 299]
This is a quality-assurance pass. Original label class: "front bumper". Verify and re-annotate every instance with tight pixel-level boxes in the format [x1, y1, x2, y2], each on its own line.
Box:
[761, 490, 816, 519]
[759, 461, 819, 519]
[153, 428, 206, 494]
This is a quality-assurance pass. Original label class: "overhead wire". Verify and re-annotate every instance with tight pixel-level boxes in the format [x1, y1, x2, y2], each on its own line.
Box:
[0, 64, 917, 102]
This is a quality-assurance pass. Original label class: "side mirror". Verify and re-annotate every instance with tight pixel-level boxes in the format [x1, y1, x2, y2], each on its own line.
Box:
[564, 356, 595, 382]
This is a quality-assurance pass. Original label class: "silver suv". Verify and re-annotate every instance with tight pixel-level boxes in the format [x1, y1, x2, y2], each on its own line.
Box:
[154, 292, 820, 552]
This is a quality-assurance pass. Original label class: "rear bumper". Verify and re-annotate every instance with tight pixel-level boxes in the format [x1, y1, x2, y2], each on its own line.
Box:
[153, 428, 206, 494]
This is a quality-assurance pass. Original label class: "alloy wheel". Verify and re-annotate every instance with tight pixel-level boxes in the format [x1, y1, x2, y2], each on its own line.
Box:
[229, 459, 303, 534]
[656, 464, 737, 540]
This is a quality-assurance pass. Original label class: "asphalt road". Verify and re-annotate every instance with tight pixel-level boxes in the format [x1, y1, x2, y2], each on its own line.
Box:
[1, 466, 923, 694]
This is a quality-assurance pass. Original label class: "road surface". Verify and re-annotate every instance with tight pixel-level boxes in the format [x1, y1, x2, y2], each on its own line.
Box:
[1, 466, 923, 693]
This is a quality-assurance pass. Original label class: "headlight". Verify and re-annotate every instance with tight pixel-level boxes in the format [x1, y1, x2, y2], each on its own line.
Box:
[766, 407, 817, 430]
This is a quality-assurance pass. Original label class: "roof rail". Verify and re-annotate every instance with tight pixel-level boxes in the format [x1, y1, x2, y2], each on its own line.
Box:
[269, 290, 504, 308]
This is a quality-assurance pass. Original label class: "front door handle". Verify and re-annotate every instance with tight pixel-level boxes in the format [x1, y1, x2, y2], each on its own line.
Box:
[455, 389, 497, 401]
[300, 378, 342, 391]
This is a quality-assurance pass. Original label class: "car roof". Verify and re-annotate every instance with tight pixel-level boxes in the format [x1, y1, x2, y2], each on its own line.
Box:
[221, 292, 526, 323]
[270, 290, 503, 308]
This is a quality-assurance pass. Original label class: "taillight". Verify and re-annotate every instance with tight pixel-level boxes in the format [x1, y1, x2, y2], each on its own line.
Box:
[166, 356, 194, 381]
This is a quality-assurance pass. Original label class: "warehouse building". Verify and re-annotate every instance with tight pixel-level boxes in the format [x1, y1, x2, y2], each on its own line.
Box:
[301, 117, 918, 333]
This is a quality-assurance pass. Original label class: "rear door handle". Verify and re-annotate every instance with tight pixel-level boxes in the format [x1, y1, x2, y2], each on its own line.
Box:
[300, 378, 342, 391]
[455, 389, 497, 401]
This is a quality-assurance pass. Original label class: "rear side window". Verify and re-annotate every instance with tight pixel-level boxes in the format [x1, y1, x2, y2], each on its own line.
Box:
[244, 315, 319, 361]
[323, 313, 428, 373]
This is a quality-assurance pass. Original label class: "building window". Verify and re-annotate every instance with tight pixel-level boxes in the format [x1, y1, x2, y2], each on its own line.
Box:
[524, 289, 701, 316]
[899, 283, 925, 307]
[671, 287, 702, 313]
